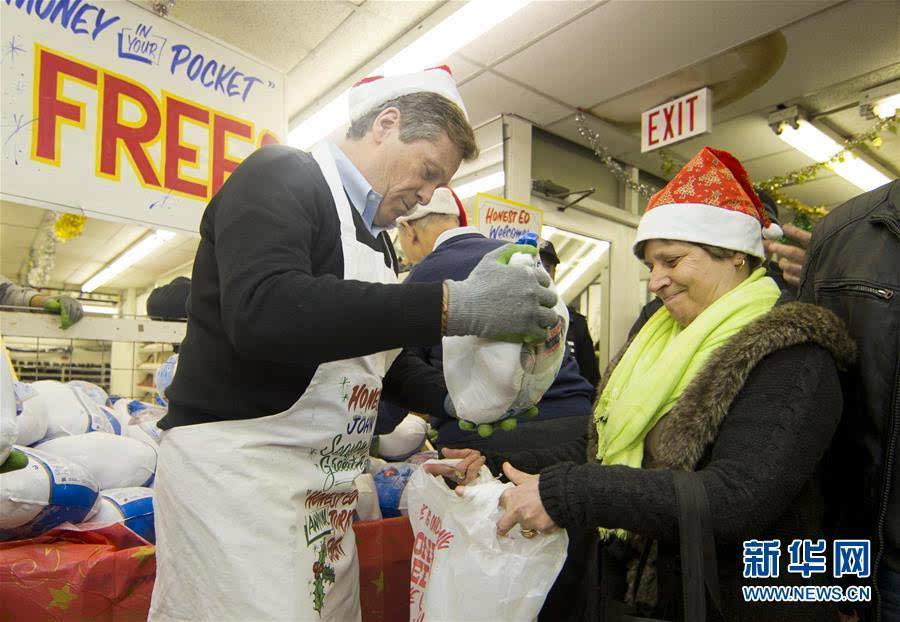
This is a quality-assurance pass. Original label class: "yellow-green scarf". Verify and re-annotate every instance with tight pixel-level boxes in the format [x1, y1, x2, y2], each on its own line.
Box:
[595, 268, 780, 469]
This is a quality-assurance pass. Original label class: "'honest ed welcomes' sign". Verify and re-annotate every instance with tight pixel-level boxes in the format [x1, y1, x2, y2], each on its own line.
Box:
[1, 0, 286, 233]
[474, 193, 543, 243]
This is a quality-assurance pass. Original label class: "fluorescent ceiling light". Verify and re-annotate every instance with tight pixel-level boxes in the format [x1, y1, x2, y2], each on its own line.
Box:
[81, 230, 176, 293]
[288, 0, 533, 149]
[873, 93, 900, 120]
[776, 120, 891, 191]
[453, 171, 505, 200]
[383, 0, 533, 75]
[82, 304, 119, 315]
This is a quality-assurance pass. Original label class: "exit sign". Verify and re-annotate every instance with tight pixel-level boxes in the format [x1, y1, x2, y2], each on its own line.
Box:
[641, 87, 713, 152]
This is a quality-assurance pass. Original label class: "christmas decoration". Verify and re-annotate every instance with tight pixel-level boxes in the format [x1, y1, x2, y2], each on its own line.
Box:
[25, 212, 57, 287]
[578, 110, 896, 227]
[53, 213, 87, 241]
[574, 111, 659, 198]
[310, 540, 335, 615]
[150, 0, 175, 17]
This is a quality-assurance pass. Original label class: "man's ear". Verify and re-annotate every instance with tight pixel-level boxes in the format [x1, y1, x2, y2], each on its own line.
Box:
[371, 107, 400, 144]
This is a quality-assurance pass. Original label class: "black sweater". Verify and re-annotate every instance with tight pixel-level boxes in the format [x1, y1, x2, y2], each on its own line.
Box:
[160, 146, 443, 429]
[487, 341, 846, 621]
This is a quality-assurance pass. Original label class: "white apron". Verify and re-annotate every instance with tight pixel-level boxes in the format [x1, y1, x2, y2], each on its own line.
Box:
[149, 142, 399, 622]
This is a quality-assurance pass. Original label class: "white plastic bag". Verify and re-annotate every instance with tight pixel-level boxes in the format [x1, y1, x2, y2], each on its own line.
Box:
[0, 446, 100, 541]
[442, 252, 569, 424]
[35, 432, 157, 489]
[407, 461, 568, 622]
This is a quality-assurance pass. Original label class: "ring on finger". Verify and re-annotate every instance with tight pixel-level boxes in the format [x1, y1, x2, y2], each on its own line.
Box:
[520, 527, 537, 539]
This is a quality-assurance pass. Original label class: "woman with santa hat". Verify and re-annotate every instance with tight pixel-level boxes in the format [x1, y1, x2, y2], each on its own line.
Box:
[458, 147, 855, 622]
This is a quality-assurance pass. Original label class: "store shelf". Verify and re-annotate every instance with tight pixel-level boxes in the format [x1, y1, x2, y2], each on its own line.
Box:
[12, 360, 111, 390]
[140, 343, 174, 353]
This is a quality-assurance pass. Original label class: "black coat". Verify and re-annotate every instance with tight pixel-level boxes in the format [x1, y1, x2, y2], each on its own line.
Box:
[799, 179, 900, 621]
[487, 302, 855, 621]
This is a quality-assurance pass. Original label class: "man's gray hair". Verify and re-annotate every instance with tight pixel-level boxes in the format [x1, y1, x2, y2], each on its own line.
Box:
[347, 92, 478, 161]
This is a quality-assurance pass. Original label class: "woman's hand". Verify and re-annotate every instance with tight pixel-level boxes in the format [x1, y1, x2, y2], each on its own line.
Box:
[422, 447, 485, 485]
[494, 462, 557, 536]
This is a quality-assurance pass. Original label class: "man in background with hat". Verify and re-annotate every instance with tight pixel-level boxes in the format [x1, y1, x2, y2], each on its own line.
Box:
[538, 239, 602, 399]
[150, 67, 559, 622]
[380, 186, 593, 455]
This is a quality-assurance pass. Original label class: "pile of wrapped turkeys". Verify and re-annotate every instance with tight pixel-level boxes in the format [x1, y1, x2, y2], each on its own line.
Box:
[0, 354, 179, 544]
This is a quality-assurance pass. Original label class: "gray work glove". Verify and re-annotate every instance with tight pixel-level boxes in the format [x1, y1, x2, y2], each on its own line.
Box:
[42, 295, 84, 329]
[445, 244, 557, 343]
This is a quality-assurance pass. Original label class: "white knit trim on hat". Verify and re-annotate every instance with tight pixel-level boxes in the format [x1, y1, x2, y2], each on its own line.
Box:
[633, 202, 766, 259]
[349, 68, 467, 122]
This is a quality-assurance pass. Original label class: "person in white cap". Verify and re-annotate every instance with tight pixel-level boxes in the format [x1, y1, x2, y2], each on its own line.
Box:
[381, 187, 592, 454]
[149, 67, 558, 622]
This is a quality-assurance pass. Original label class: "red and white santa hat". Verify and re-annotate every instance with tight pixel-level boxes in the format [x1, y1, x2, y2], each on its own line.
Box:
[396, 186, 467, 226]
[348, 65, 467, 122]
[633, 146, 783, 259]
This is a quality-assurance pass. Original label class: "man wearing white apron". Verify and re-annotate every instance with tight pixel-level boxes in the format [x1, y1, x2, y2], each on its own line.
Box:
[150, 67, 559, 621]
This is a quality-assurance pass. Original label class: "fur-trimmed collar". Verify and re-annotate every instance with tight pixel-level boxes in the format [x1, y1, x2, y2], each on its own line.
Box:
[588, 302, 856, 470]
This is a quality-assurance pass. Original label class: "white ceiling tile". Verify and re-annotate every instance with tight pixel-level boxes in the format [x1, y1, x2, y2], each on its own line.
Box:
[150, 0, 353, 73]
[1, 201, 45, 227]
[286, 7, 401, 117]
[457, 0, 596, 66]
[1, 224, 37, 249]
[496, 0, 841, 108]
[716, 0, 900, 122]
[358, 1, 443, 24]
[459, 72, 572, 127]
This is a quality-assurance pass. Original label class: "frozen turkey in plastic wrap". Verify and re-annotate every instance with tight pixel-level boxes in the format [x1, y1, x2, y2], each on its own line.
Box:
[0, 446, 100, 541]
[87, 486, 155, 543]
[29, 380, 121, 440]
[34, 432, 157, 489]
[442, 252, 568, 424]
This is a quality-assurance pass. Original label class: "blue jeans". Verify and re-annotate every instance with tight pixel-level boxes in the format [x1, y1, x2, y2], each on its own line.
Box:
[880, 568, 900, 622]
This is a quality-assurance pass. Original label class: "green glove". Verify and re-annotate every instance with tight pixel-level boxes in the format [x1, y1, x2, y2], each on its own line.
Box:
[445, 244, 557, 344]
[42, 295, 83, 329]
[0, 448, 29, 473]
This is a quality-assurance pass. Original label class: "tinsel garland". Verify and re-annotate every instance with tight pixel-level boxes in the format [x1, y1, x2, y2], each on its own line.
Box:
[574, 111, 660, 198]
[25, 212, 58, 287]
[575, 110, 895, 227]
[754, 113, 897, 224]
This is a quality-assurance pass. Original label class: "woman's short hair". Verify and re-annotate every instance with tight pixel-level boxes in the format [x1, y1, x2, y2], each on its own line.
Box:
[635, 240, 763, 272]
[346, 92, 478, 161]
